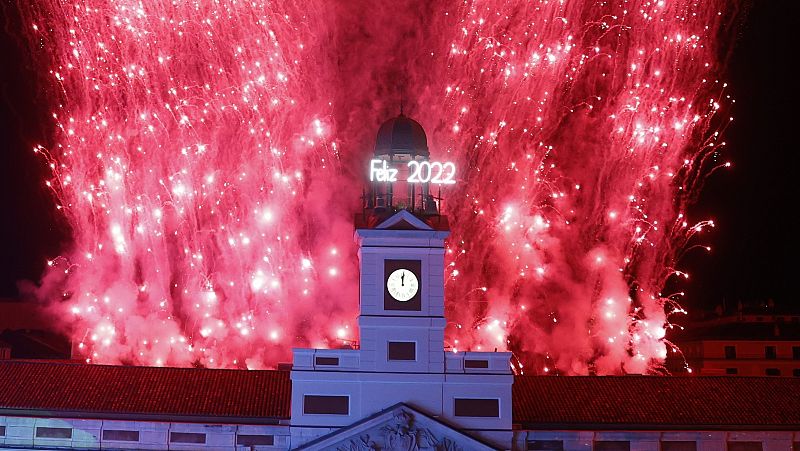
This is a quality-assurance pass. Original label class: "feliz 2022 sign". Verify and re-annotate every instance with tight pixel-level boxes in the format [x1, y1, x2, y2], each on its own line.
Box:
[369, 159, 456, 185]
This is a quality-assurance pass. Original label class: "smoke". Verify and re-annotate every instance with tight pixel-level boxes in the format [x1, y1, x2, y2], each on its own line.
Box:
[17, 0, 740, 372]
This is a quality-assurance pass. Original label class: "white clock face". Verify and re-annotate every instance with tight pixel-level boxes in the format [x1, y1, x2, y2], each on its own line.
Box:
[386, 268, 419, 302]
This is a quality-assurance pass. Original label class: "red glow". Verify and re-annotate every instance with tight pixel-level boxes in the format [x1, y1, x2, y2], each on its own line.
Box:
[21, 0, 735, 373]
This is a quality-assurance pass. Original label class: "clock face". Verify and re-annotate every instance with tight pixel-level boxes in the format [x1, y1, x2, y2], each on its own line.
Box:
[386, 269, 419, 302]
[384, 259, 422, 311]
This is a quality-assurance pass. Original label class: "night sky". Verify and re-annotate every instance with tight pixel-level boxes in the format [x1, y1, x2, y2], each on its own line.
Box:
[0, 2, 797, 314]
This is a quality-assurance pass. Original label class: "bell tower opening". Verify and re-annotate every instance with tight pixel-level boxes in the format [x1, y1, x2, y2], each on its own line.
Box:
[366, 113, 440, 217]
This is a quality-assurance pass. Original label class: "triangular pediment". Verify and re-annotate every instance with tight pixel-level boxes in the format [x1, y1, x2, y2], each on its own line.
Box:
[375, 210, 433, 231]
[293, 403, 498, 450]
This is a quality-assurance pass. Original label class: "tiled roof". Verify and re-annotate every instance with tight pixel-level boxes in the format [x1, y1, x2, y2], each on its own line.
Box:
[3, 361, 799, 430]
[0, 360, 290, 423]
[513, 375, 800, 430]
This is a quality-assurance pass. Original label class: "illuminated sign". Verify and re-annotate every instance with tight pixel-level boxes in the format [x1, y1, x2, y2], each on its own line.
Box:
[370, 160, 399, 182]
[370, 159, 456, 185]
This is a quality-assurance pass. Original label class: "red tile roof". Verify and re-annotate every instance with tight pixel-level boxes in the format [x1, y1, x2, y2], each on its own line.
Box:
[513, 375, 800, 430]
[2, 361, 799, 430]
[0, 360, 290, 423]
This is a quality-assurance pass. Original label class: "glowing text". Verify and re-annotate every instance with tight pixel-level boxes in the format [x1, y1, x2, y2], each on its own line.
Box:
[370, 159, 456, 184]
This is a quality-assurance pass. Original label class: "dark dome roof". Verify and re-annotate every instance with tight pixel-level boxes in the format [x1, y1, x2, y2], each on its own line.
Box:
[374, 114, 429, 157]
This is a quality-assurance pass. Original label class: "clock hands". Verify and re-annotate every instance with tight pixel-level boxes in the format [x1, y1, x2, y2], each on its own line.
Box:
[387, 269, 417, 302]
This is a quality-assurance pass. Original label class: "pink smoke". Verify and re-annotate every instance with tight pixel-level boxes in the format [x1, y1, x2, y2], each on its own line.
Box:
[17, 0, 739, 373]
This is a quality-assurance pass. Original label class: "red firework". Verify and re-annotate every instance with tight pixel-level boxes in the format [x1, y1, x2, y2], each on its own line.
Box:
[19, 0, 737, 373]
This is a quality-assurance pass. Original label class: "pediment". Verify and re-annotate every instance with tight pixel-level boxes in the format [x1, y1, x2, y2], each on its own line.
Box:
[375, 210, 433, 231]
[294, 403, 498, 450]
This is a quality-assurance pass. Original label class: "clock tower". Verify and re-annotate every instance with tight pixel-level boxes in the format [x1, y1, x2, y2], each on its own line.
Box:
[290, 114, 512, 450]
[354, 207, 449, 374]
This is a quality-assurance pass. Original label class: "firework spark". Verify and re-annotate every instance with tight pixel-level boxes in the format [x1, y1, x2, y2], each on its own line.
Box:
[18, 0, 738, 373]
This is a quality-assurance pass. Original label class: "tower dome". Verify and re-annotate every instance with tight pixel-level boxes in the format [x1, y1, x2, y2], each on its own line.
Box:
[374, 114, 429, 158]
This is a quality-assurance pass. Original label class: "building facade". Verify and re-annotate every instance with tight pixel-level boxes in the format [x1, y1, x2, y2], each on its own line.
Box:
[1, 115, 799, 450]
[2, 361, 799, 450]
[671, 314, 800, 377]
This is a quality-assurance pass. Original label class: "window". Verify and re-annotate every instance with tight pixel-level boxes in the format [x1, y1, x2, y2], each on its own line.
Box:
[728, 442, 763, 451]
[454, 398, 500, 417]
[170, 432, 206, 444]
[765, 368, 781, 376]
[237, 434, 275, 446]
[303, 395, 349, 415]
[793, 368, 800, 377]
[0, 426, 5, 437]
[528, 440, 564, 451]
[315, 356, 339, 366]
[792, 346, 800, 360]
[102, 430, 140, 441]
[725, 368, 738, 375]
[36, 427, 72, 439]
[595, 441, 630, 451]
[725, 346, 736, 359]
[464, 359, 489, 369]
[765, 346, 777, 359]
[388, 341, 416, 361]
[662, 441, 697, 451]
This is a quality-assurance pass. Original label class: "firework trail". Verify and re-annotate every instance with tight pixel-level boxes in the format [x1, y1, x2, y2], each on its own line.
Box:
[17, 0, 739, 373]
[425, 1, 738, 375]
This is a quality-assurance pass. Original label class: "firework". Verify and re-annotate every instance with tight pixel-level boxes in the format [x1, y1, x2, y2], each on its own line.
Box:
[19, 0, 737, 373]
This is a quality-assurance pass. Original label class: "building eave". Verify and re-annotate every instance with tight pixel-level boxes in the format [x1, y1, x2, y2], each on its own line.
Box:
[513, 422, 800, 432]
[0, 407, 289, 425]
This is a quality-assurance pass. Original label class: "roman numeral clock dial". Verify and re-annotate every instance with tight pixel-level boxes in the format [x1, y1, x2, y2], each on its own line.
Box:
[384, 259, 422, 311]
[386, 269, 419, 302]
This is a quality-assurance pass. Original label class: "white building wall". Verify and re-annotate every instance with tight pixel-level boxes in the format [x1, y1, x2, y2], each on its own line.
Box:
[0, 416, 289, 450]
[2, 415, 798, 450]
[512, 431, 800, 451]
[289, 426, 337, 449]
